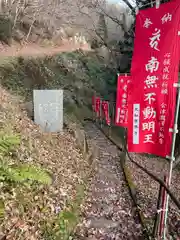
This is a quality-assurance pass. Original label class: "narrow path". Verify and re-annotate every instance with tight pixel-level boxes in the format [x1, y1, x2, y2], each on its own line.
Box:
[0, 42, 92, 58]
[76, 122, 143, 240]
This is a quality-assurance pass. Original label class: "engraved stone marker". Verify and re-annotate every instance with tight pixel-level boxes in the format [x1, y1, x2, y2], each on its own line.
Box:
[33, 90, 63, 132]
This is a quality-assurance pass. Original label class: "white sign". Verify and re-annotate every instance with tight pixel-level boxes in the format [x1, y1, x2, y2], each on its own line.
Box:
[133, 104, 140, 144]
[33, 90, 63, 132]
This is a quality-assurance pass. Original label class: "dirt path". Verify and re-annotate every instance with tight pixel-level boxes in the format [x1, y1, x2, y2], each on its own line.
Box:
[75, 122, 143, 240]
[0, 42, 92, 58]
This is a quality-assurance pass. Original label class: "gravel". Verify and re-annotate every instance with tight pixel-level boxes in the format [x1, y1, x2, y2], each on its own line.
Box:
[76, 122, 180, 239]
[75, 123, 143, 240]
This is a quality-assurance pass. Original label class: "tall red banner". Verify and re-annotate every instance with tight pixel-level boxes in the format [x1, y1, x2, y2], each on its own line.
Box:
[128, 0, 180, 157]
[102, 101, 111, 125]
[95, 97, 101, 117]
[115, 75, 131, 127]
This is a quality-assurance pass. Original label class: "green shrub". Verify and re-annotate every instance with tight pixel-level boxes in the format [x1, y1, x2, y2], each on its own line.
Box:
[0, 15, 12, 45]
[0, 134, 52, 184]
[0, 134, 52, 221]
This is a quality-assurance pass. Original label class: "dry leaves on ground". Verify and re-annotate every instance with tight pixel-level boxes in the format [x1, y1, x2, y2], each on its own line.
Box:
[0, 86, 91, 239]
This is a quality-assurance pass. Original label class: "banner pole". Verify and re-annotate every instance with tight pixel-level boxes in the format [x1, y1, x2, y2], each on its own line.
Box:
[124, 127, 128, 164]
[107, 101, 111, 135]
[163, 83, 180, 239]
[152, 179, 163, 238]
[110, 101, 114, 137]
[159, 176, 168, 238]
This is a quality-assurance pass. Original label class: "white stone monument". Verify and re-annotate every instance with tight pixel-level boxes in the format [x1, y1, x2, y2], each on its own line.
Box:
[33, 89, 63, 133]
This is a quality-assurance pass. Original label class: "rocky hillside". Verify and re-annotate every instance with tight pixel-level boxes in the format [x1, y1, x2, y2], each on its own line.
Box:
[0, 84, 91, 239]
[0, 49, 115, 239]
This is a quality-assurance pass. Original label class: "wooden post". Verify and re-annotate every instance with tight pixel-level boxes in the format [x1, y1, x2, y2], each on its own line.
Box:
[159, 175, 168, 238]
[152, 182, 163, 238]
[123, 128, 128, 165]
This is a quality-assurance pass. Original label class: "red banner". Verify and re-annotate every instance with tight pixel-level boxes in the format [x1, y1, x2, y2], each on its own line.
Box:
[128, 0, 180, 157]
[102, 101, 111, 125]
[95, 97, 101, 117]
[115, 75, 131, 127]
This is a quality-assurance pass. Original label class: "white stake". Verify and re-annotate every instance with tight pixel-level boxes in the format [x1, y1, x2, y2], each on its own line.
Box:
[163, 82, 180, 239]
[156, 0, 160, 9]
